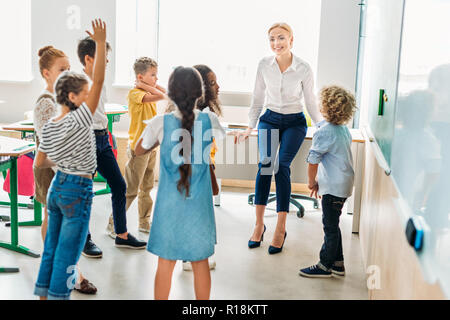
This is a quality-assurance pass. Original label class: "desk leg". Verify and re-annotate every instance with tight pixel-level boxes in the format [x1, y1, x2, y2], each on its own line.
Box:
[17, 198, 42, 227]
[0, 158, 40, 258]
[94, 114, 118, 196]
[351, 142, 364, 234]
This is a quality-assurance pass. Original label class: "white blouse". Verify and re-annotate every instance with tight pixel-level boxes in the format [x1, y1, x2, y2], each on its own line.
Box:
[141, 108, 226, 151]
[248, 54, 323, 129]
[33, 90, 58, 141]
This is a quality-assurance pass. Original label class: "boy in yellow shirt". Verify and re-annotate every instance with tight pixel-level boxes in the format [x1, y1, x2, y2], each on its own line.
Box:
[111, 57, 165, 234]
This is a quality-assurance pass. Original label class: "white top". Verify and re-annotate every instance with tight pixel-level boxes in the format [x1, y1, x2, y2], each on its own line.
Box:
[141, 108, 226, 150]
[39, 104, 97, 175]
[83, 70, 108, 130]
[248, 54, 323, 129]
[33, 90, 58, 141]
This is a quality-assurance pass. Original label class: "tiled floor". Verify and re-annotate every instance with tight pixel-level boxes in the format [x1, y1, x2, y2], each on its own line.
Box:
[0, 184, 368, 300]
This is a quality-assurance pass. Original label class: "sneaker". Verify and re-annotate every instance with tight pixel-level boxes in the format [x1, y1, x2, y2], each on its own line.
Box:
[331, 264, 346, 277]
[138, 223, 151, 233]
[106, 221, 117, 239]
[82, 238, 103, 258]
[115, 233, 147, 249]
[182, 260, 216, 271]
[299, 264, 332, 278]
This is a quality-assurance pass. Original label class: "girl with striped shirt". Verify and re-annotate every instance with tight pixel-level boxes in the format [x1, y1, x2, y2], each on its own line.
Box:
[33, 19, 106, 300]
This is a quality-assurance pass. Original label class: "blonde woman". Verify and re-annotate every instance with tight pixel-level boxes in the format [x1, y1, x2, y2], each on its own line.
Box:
[235, 23, 322, 254]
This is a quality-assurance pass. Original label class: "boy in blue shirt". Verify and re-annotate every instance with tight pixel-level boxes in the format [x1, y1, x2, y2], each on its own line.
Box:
[299, 86, 357, 278]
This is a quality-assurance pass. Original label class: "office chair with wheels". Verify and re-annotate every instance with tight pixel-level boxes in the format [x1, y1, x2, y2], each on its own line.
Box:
[247, 192, 319, 218]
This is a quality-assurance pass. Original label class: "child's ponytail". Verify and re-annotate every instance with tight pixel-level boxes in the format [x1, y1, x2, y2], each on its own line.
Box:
[167, 67, 203, 197]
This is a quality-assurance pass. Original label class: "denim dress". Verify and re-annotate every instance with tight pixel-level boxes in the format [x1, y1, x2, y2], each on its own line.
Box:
[147, 112, 216, 261]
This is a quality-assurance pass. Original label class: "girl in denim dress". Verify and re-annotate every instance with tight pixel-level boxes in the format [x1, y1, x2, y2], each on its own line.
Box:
[135, 66, 225, 300]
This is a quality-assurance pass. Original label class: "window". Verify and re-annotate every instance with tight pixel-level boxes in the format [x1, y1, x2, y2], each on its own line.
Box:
[115, 0, 322, 93]
[0, 0, 32, 82]
[114, 0, 159, 86]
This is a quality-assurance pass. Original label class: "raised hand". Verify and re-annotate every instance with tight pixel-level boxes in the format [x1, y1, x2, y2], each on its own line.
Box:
[86, 19, 106, 43]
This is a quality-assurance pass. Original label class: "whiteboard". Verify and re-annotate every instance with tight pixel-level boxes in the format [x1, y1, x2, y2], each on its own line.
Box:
[390, 0, 450, 297]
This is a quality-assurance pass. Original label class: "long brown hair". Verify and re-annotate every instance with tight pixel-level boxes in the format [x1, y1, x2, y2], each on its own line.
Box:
[168, 67, 203, 197]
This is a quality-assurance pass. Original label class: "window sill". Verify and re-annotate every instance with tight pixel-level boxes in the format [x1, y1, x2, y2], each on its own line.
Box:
[0, 77, 34, 84]
[112, 82, 133, 89]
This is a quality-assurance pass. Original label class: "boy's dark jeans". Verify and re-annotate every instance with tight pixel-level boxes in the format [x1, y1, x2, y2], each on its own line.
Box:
[95, 134, 127, 234]
[319, 194, 347, 269]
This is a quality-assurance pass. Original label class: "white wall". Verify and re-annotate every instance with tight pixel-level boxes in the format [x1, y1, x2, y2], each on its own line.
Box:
[316, 0, 360, 92]
[0, 0, 361, 132]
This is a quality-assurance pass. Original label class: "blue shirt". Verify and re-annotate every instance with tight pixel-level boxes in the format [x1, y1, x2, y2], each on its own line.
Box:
[307, 121, 354, 198]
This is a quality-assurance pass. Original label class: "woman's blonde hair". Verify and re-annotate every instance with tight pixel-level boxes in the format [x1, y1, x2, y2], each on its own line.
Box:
[320, 86, 357, 125]
[268, 22, 293, 37]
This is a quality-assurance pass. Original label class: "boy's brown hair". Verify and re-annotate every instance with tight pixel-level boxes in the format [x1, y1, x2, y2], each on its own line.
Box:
[319, 86, 357, 125]
[133, 57, 158, 76]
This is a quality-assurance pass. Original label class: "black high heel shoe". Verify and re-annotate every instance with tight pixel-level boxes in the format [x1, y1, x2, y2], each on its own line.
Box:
[268, 231, 287, 254]
[248, 225, 266, 249]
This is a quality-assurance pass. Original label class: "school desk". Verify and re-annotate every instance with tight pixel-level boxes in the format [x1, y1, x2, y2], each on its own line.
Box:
[0, 126, 42, 227]
[220, 126, 365, 233]
[0, 136, 40, 259]
[3, 103, 129, 197]
[2, 121, 41, 213]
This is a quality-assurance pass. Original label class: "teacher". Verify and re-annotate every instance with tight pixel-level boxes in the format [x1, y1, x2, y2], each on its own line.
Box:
[235, 22, 323, 254]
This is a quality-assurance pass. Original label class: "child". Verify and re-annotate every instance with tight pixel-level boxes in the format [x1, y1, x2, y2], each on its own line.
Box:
[299, 85, 357, 278]
[182, 64, 222, 272]
[108, 57, 165, 235]
[33, 46, 96, 294]
[33, 19, 106, 300]
[77, 33, 146, 251]
[134, 66, 225, 300]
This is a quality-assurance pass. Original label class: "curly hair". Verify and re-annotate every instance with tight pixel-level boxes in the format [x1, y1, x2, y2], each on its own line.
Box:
[134, 57, 158, 76]
[55, 71, 89, 111]
[168, 66, 203, 197]
[193, 64, 222, 116]
[319, 86, 357, 125]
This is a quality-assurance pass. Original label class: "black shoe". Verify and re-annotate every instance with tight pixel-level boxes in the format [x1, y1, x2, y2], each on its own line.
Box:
[115, 233, 147, 249]
[82, 238, 103, 258]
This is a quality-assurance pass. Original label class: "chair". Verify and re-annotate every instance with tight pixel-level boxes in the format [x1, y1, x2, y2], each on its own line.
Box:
[247, 111, 319, 218]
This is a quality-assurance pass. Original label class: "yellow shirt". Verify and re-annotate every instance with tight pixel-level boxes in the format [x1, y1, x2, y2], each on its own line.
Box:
[127, 88, 157, 150]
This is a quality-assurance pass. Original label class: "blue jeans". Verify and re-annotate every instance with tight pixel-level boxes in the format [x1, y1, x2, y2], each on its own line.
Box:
[319, 194, 346, 269]
[255, 109, 307, 212]
[34, 171, 93, 300]
[95, 134, 127, 234]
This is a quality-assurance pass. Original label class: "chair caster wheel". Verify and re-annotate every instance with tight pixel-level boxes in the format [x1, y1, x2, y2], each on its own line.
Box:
[297, 207, 305, 218]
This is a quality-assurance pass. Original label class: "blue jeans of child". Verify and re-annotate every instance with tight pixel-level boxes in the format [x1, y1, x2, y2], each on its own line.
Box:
[34, 171, 93, 300]
[319, 194, 346, 269]
[255, 109, 307, 212]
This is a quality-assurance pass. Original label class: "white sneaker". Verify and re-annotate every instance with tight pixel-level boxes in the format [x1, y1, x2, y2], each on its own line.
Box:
[182, 260, 216, 271]
[106, 222, 116, 239]
[138, 223, 151, 233]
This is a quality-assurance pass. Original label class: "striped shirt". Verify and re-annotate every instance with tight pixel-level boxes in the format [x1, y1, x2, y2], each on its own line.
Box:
[39, 104, 97, 176]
